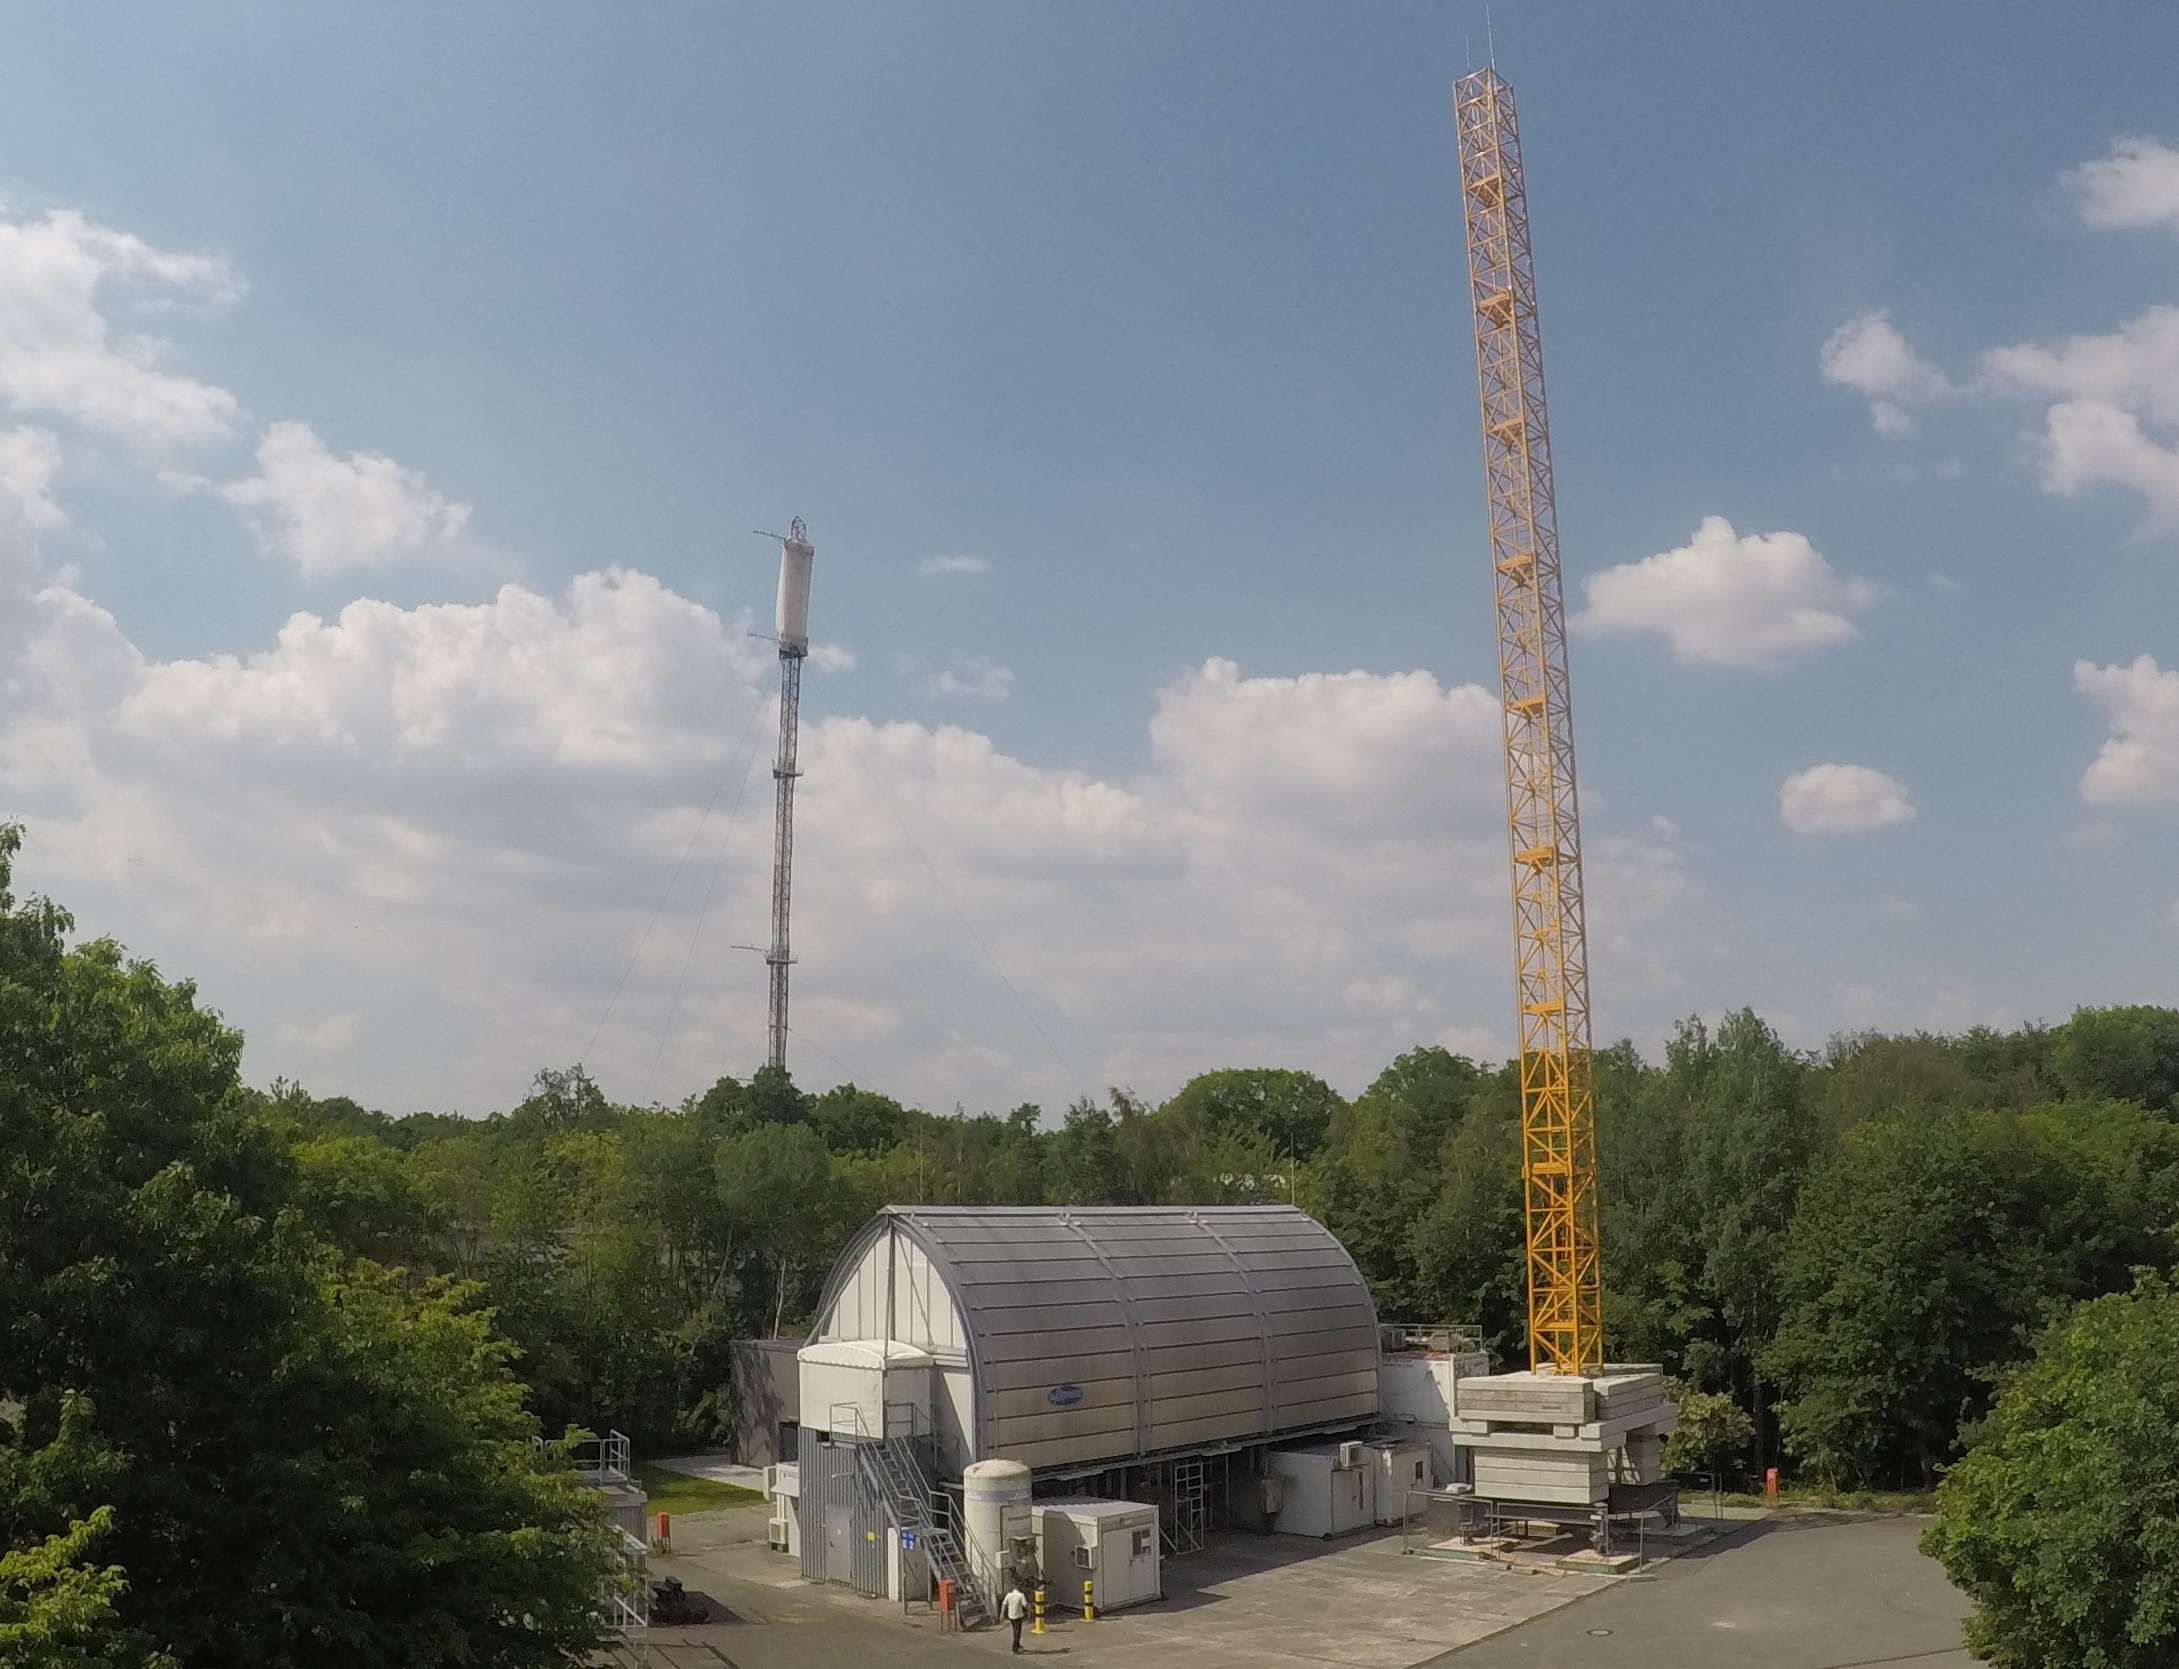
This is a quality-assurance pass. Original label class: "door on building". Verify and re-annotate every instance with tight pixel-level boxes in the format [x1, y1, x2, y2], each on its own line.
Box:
[825, 1503, 853, 1584]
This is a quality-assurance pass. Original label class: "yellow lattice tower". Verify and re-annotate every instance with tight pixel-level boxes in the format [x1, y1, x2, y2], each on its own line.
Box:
[1453, 67, 1601, 1374]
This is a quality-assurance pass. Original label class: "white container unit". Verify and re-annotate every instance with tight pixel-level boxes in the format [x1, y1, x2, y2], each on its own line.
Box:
[1032, 1499, 1161, 1613]
[797, 1339, 933, 1441]
[1265, 1441, 1376, 1539]
[1371, 1437, 1434, 1525]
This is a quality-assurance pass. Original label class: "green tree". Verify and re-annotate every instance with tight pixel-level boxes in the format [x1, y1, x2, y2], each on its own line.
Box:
[807, 1084, 911, 1155]
[1673, 1011, 1818, 1469]
[1661, 1382, 1755, 1484]
[1160, 1069, 1345, 1165]
[0, 827, 617, 1666]
[0, 1510, 130, 1669]
[2051, 1005, 2179, 1113]
[1595, 1039, 1709, 1378]
[1763, 1104, 2167, 1487]
[288, 1132, 439, 1268]
[716, 1121, 840, 1335]
[1407, 1070, 1527, 1361]
[1923, 1273, 2179, 1668]
[1310, 1049, 1483, 1315]
[0, 1396, 132, 1669]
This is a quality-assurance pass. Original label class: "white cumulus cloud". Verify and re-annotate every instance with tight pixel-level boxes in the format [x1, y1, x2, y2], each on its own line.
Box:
[2074, 655, 2179, 804]
[1958, 142, 2179, 530]
[2065, 136, 2179, 234]
[0, 427, 64, 531]
[918, 554, 990, 577]
[1982, 308, 2179, 528]
[1575, 516, 1877, 669]
[925, 653, 1014, 701]
[1820, 312, 1952, 435]
[0, 557, 1693, 1112]
[1779, 764, 1916, 834]
[1985, 305, 2179, 424]
[278, 1013, 359, 1052]
[219, 420, 470, 577]
[0, 205, 241, 447]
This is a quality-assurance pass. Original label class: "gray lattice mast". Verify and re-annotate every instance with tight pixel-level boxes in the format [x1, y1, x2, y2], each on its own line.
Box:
[767, 518, 814, 1074]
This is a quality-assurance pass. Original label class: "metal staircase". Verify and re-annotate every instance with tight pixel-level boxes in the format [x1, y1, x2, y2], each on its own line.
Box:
[856, 1437, 988, 1629]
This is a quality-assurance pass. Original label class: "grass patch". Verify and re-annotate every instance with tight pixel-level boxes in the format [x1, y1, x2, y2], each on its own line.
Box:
[1696, 1482, 1937, 1515]
[633, 1461, 767, 1516]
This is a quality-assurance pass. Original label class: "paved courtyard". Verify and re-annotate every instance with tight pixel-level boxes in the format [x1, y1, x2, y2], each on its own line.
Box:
[1426, 1512, 1972, 1668]
[643, 1506, 1612, 1669]
[630, 1505, 1970, 1669]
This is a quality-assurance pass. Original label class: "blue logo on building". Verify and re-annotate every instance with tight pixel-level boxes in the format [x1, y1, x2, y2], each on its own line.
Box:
[1048, 1383, 1084, 1407]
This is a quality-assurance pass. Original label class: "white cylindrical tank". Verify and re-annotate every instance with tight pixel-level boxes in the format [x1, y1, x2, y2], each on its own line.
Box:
[775, 518, 814, 651]
[961, 1458, 1031, 1598]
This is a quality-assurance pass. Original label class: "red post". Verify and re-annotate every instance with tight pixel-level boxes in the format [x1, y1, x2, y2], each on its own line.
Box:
[653, 1510, 671, 1550]
[937, 1578, 955, 1632]
[1763, 1467, 1779, 1507]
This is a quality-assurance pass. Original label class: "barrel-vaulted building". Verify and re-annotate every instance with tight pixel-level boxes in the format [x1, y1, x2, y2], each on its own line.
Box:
[803, 1204, 1381, 1474]
[783, 1205, 1386, 1603]
[788, 1204, 1381, 1598]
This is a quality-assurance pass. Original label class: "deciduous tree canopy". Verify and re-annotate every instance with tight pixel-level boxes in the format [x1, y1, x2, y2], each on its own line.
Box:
[1923, 1273, 2179, 1668]
[0, 828, 618, 1668]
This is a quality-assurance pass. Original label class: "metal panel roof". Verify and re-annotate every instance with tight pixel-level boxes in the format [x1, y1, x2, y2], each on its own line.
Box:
[816, 1204, 1380, 1471]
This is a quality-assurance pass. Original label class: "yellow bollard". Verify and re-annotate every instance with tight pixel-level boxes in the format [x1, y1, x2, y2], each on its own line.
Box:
[1083, 1577, 1095, 1622]
[1033, 1586, 1045, 1634]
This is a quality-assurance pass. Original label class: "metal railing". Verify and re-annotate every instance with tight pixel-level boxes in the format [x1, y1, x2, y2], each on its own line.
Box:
[855, 1435, 987, 1628]
[571, 1430, 633, 1485]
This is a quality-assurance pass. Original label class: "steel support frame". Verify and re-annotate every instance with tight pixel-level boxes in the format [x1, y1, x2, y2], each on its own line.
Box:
[767, 644, 805, 1074]
[1454, 67, 1601, 1374]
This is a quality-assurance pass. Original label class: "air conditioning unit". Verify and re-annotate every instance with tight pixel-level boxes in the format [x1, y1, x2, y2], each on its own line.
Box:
[1071, 1545, 1096, 1569]
[1337, 1441, 1366, 1469]
[767, 1520, 791, 1550]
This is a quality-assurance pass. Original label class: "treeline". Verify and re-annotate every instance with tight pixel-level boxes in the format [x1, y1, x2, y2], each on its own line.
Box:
[272, 1005, 2179, 1492]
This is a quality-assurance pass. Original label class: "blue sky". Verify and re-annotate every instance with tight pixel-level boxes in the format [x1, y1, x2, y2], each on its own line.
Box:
[0, 3, 2175, 1115]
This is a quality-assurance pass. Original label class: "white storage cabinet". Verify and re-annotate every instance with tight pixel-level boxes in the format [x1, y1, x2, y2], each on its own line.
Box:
[1031, 1499, 1162, 1613]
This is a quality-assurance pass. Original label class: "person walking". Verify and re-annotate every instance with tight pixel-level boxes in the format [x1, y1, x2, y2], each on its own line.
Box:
[1001, 1580, 1030, 1653]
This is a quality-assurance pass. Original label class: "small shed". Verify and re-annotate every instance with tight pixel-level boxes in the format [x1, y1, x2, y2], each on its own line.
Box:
[1033, 1499, 1162, 1613]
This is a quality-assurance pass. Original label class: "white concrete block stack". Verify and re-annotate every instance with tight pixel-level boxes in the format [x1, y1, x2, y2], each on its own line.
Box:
[1447, 1367, 1677, 1508]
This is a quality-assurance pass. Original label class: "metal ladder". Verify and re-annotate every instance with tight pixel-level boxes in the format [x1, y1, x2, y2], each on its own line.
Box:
[1166, 1456, 1208, 1555]
[857, 1438, 989, 1630]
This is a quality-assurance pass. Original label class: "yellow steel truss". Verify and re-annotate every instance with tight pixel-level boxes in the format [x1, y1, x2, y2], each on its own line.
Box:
[1453, 67, 1602, 1374]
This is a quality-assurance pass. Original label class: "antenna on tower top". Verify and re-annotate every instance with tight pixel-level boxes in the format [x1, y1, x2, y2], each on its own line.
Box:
[764, 519, 815, 1075]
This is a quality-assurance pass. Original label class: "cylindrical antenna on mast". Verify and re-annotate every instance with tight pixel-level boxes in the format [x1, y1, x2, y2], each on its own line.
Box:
[766, 517, 813, 1076]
